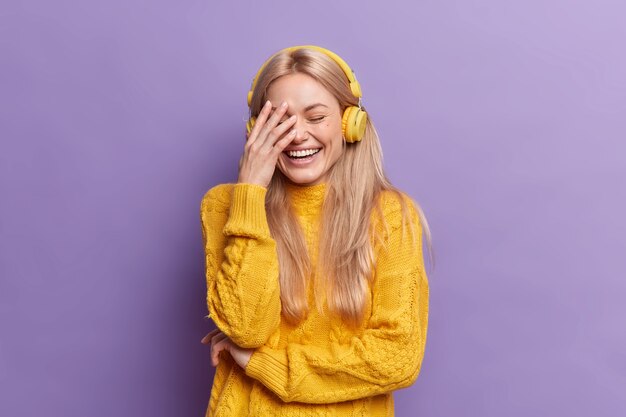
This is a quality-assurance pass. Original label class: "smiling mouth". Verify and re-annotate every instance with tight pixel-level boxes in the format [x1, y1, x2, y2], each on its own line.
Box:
[284, 148, 322, 159]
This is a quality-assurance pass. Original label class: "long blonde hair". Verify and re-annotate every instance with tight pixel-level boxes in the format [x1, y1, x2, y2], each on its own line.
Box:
[248, 48, 434, 327]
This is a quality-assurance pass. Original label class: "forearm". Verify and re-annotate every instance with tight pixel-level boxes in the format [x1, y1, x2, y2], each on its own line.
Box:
[202, 183, 282, 348]
[244, 266, 429, 403]
[245, 294, 428, 402]
[244, 192, 430, 403]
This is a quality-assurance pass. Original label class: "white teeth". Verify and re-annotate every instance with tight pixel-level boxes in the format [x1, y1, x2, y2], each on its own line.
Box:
[287, 148, 320, 158]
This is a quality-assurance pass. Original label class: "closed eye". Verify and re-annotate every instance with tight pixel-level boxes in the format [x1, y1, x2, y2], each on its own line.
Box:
[279, 116, 326, 123]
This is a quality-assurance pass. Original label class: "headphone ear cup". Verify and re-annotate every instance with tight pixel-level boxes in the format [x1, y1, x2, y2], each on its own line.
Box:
[246, 117, 256, 135]
[341, 106, 368, 143]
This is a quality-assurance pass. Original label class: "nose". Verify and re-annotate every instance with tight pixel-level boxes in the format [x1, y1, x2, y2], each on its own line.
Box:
[291, 117, 309, 142]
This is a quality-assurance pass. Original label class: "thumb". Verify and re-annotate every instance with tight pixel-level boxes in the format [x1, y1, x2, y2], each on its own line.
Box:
[201, 328, 220, 344]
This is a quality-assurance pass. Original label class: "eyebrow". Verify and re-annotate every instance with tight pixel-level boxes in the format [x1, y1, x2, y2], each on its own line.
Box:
[271, 103, 329, 111]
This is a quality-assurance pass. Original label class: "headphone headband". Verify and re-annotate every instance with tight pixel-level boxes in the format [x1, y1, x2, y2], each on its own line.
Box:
[246, 45, 363, 107]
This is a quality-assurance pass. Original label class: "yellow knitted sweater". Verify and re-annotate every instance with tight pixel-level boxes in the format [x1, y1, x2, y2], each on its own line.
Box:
[200, 182, 429, 417]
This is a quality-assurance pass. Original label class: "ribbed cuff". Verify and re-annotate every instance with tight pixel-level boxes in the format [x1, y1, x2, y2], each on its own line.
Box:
[244, 346, 290, 396]
[223, 183, 271, 239]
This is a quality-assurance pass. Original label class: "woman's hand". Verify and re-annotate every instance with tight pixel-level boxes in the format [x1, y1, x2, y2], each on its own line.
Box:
[238, 100, 298, 188]
[201, 329, 254, 369]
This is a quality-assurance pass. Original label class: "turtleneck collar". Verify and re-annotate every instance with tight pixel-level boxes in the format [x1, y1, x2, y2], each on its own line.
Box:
[285, 181, 327, 217]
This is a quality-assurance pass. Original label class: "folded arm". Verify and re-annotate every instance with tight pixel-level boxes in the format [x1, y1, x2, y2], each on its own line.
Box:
[243, 194, 430, 403]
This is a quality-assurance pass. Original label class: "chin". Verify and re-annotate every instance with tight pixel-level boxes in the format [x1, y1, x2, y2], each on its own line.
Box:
[284, 173, 324, 186]
[278, 154, 327, 185]
[280, 166, 325, 185]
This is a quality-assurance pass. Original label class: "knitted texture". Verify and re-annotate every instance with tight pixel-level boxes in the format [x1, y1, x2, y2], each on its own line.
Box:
[200, 182, 429, 417]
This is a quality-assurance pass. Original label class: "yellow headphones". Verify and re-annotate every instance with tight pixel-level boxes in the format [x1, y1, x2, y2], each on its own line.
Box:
[246, 45, 368, 143]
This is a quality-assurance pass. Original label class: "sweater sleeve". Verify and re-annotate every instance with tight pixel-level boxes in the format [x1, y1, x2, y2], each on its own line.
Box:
[243, 193, 429, 403]
[200, 183, 282, 348]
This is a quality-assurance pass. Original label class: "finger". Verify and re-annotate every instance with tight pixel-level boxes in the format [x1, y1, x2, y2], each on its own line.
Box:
[247, 100, 272, 145]
[211, 331, 228, 346]
[261, 115, 298, 152]
[201, 328, 220, 344]
[210, 333, 228, 365]
[271, 127, 298, 155]
[256, 102, 291, 147]
[211, 338, 230, 366]
[211, 343, 223, 366]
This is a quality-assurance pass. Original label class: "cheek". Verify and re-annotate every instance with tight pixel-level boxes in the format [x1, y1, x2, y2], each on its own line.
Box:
[318, 120, 342, 140]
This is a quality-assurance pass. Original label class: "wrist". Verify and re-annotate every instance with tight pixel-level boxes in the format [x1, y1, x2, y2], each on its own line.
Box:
[223, 183, 271, 238]
[237, 178, 268, 188]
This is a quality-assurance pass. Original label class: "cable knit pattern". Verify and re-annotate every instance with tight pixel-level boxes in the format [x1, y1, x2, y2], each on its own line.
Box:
[200, 182, 429, 417]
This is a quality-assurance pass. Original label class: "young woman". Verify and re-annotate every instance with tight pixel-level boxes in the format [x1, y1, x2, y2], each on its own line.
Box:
[200, 45, 433, 416]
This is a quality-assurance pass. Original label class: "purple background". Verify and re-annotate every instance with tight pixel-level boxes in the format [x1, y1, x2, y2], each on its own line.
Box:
[1, 1, 625, 416]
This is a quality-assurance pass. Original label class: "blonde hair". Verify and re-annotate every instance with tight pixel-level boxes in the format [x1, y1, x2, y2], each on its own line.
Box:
[248, 48, 434, 327]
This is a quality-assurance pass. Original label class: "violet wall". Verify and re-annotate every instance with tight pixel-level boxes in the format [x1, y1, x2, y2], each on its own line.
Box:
[1, 1, 625, 415]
